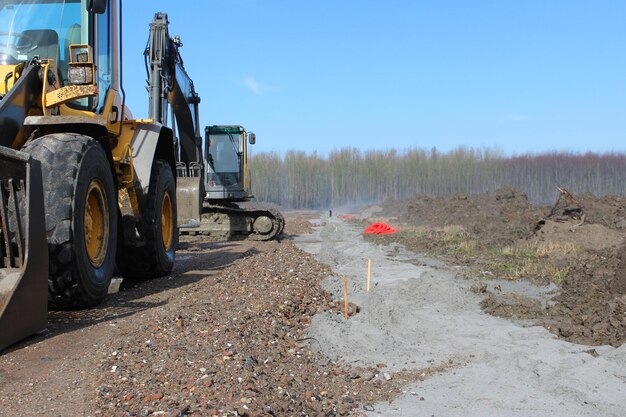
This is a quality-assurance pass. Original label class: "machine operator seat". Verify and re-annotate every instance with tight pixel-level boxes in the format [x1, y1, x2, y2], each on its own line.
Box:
[20, 29, 59, 62]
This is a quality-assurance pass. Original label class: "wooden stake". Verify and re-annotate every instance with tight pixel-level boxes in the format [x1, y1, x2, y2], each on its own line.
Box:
[367, 259, 371, 292]
[343, 276, 349, 320]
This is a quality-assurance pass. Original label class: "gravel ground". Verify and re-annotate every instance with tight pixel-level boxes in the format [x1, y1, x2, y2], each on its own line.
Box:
[0, 214, 420, 417]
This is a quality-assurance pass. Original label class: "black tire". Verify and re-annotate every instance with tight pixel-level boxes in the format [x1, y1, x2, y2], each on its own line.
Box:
[23, 134, 117, 309]
[117, 159, 177, 279]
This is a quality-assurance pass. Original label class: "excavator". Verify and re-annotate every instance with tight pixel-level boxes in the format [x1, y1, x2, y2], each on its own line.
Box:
[178, 124, 284, 240]
[0, 0, 283, 351]
[143, 13, 283, 242]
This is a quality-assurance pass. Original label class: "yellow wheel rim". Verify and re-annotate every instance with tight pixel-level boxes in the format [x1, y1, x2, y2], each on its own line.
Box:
[84, 180, 109, 268]
[161, 191, 174, 251]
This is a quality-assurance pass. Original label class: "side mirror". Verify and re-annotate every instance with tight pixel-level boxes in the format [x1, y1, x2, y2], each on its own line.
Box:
[248, 132, 256, 145]
[87, 0, 107, 14]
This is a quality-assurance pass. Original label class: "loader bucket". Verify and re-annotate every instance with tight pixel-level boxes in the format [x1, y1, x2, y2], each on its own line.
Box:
[0, 146, 47, 352]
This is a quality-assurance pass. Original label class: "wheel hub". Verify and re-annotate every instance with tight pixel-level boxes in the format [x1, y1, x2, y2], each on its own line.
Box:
[161, 191, 174, 250]
[84, 179, 108, 268]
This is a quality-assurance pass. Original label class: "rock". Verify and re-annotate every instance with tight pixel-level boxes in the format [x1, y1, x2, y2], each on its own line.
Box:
[360, 371, 375, 381]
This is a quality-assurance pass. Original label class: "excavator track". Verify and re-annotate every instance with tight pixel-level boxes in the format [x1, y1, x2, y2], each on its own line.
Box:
[181, 203, 284, 241]
[247, 207, 285, 241]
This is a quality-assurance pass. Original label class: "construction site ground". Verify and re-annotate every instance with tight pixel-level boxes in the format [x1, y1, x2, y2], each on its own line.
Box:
[1, 189, 625, 416]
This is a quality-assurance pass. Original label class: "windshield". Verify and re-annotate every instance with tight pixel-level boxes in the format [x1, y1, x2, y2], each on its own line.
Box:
[209, 133, 242, 173]
[0, 0, 85, 65]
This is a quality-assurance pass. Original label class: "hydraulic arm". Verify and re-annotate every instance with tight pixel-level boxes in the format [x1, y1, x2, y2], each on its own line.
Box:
[145, 12, 202, 176]
[145, 13, 284, 241]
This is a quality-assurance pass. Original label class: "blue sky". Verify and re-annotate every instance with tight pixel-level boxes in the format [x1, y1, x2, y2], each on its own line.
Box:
[122, 1, 626, 156]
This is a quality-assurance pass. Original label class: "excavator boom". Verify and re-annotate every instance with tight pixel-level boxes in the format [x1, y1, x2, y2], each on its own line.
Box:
[144, 14, 284, 241]
[145, 12, 202, 173]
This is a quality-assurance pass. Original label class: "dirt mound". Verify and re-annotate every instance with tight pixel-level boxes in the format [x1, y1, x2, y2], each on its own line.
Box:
[283, 211, 318, 235]
[377, 186, 626, 346]
[530, 220, 623, 252]
[548, 248, 626, 345]
[92, 241, 418, 416]
[544, 188, 626, 230]
[529, 189, 626, 345]
[384, 186, 546, 247]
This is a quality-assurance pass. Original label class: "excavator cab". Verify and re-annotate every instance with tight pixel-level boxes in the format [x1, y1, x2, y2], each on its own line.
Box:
[205, 125, 254, 202]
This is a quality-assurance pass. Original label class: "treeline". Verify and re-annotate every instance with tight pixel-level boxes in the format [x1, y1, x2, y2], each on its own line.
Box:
[249, 147, 626, 208]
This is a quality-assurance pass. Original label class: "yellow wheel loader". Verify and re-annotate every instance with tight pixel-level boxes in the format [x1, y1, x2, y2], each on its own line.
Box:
[0, 0, 183, 351]
[0, 0, 283, 352]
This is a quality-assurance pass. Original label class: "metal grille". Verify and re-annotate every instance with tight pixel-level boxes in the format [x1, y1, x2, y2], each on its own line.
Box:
[0, 179, 25, 268]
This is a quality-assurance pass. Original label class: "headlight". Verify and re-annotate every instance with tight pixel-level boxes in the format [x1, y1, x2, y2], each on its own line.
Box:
[68, 66, 94, 85]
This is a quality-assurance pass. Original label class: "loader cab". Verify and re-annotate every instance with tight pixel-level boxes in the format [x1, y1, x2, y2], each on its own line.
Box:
[205, 125, 254, 202]
[0, 0, 85, 91]
[0, 0, 119, 122]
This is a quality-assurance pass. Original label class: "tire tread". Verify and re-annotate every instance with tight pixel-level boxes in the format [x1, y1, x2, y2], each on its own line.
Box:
[23, 134, 115, 309]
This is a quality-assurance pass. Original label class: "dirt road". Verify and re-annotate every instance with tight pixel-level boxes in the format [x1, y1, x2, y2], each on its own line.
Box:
[297, 214, 626, 417]
[0, 216, 409, 416]
[1, 209, 624, 416]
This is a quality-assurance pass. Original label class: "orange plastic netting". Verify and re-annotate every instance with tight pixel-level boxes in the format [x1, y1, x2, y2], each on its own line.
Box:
[363, 222, 398, 235]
